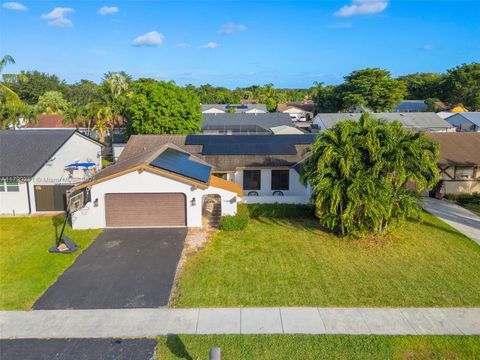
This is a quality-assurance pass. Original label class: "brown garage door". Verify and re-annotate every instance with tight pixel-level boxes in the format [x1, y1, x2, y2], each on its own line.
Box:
[105, 193, 186, 227]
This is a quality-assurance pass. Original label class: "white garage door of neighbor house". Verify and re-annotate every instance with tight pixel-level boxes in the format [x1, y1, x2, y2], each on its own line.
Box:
[105, 193, 187, 227]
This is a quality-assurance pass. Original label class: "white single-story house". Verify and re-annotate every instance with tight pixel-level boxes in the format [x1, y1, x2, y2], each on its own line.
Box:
[426, 132, 480, 195]
[312, 112, 455, 132]
[446, 112, 480, 132]
[201, 104, 267, 114]
[277, 102, 315, 121]
[70, 134, 315, 229]
[0, 130, 104, 215]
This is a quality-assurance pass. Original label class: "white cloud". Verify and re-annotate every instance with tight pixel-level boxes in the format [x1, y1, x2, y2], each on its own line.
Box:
[199, 41, 219, 49]
[98, 6, 119, 15]
[132, 31, 164, 47]
[422, 44, 435, 51]
[220, 22, 247, 34]
[175, 42, 190, 48]
[334, 0, 388, 17]
[2, 2, 27, 11]
[42, 7, 74, 27]
[324, 22, 352, 28]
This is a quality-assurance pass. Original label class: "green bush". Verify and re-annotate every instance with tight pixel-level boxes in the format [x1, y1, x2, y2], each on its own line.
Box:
[247, 203, 314, 218]
[219, 204, 249, 231]
[444, 192, 480, 204]
[102, 159, 111, 168]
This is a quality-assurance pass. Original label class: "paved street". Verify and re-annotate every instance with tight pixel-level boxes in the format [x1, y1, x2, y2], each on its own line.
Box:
[1, 307, 479, 338]
[423, 197, 480, 245]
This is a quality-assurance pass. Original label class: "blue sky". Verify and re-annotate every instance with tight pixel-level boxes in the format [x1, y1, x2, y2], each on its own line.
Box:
[1, 1, 479, 88]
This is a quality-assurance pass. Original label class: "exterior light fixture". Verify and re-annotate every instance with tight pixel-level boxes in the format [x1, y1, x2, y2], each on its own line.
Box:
[190, 197, 196, 206]
[93, 198, 99, 207]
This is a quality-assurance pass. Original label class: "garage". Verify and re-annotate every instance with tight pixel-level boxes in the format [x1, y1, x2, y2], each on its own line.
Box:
[105, 193, 186, 227]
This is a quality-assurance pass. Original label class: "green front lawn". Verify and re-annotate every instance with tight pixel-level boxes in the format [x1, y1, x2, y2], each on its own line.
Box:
[156, 335, 480, 360]
[173, 212, 480, 307]
[0, 216, 101, 310]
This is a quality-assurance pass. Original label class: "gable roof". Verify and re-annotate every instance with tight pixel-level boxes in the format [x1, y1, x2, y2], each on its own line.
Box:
[448, 112, 480, 127]
[201, 104, 267, 113]
[119, 134, 315, 171]
[25, 114, 80, 129]
[202, 113, 293, 133]
[394, 100, 428, 112]
[0, 129, 76, 177]
[314, 112, 453, 131]
[426, 132, 480, 166]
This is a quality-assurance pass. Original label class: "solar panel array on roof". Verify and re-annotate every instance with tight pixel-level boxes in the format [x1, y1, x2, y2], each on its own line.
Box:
[150, 148, 211, 183]
[185, 134, 316, 155]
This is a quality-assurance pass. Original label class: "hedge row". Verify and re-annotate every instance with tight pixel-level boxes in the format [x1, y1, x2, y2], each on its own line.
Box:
[247, 203, 314, 218]
[219, 204, 249, 231]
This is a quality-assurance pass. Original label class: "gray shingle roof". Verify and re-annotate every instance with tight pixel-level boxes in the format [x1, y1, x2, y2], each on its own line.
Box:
[315, 112, 453, 131]
[202, 113, 293, 133]
[119, 134, 313, 171]
[449, 112, 480, 127]
[201, 104, 267, 113]
[394, 100, 428, 112]
[0, 130, 75, 177]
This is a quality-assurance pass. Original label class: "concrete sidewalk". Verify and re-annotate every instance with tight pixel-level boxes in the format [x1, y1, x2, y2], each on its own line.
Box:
[423, 197, 480, 245]
[1, 308, 479, 338]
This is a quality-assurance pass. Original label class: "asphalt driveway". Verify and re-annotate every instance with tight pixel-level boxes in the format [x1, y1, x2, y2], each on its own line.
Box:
[33, 228, 186, 309]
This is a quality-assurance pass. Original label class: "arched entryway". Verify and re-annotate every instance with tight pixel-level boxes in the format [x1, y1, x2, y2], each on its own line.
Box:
[202, 194, 222, 230]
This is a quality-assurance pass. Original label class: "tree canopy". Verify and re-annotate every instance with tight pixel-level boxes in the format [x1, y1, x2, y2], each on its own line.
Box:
[442, 63, 480, 110]
[301, 114, 439, 237]
[126, 79, 202, 135]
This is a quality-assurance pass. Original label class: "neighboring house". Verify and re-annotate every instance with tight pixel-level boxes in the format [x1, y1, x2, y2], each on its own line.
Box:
[277, 101, 315, 121]
[437, 111, 456, 120]
[426, 132, 480, 195]
[201, 104, 267, 114]
[270, 125, 305, 135]
[446, 113, 480, 132]
[0, 130, 104, 215]
[70, 134, 315, 229]
[394, 100, 427, 112]
[201, 113, 293, 134]
[22, 114, 97, 139]
[312, 112, 454, 132]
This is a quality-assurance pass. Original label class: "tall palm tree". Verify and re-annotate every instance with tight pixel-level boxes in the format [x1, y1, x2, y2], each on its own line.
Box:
[302, 113, 439, 237]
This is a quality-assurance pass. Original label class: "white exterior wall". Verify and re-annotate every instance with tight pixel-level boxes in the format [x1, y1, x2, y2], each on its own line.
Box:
[233, 168, 310, 204]
[71, 170, 238, 230]
[202, 108, 225, 114]
[0, 181, 31, 215]
[33, 133, 102, 186]
[112, 144, 126, 161]
[312, 115, 326, 130]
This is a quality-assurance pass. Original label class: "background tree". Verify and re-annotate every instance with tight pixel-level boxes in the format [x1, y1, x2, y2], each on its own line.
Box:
[65, 80, 102, 106]
[7, 71, 66, 104]
[398, 72, 443, 100]
[441, 63, 480, 110]
[340, 68, 407, 112]
[301, 114, 439, 237]
[0, 55, 37, 128]
[36, 90, 70, 114]
[126, 79, 202, 135]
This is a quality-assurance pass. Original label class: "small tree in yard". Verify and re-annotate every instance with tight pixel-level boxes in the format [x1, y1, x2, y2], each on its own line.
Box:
[301, 113, 439, 237]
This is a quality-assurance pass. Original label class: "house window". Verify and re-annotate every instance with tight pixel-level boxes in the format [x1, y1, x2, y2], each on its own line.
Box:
[213, 172, 228, 180]
[0, 179, 19, 192]
[455, 167, 475, 180]
[271, 170, 289, 190]
[243, 170, 261, 190]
